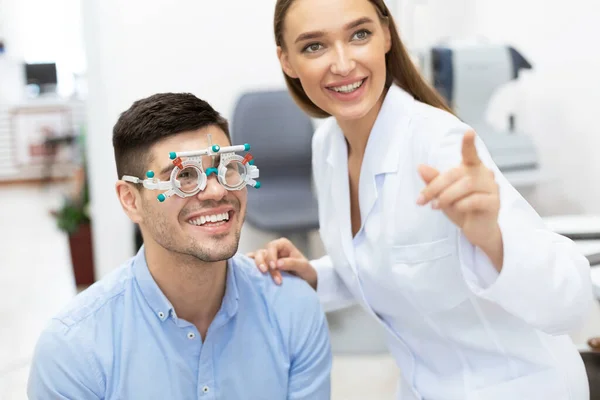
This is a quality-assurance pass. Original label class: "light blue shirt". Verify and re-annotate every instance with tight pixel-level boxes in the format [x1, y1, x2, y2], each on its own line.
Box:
[28, 247, 331, 399]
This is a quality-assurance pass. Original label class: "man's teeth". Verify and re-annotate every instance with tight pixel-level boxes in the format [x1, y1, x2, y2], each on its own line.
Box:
[188, 212, 230, 226]
[331, 79, 364, 93]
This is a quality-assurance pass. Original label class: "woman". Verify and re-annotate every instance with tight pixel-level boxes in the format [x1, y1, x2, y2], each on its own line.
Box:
[250, 0, 593, 398]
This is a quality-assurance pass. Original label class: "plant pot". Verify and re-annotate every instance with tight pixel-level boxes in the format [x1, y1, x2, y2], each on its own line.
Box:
[68, 222, 96, 286]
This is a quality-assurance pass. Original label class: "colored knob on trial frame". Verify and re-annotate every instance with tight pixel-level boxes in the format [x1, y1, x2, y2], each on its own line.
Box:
[172, 157, 183, 170]
[254, 181, 261, 189]
[242, 153, 254, 165]
[146, 170, 155, 178]
[169, 152, 177, 160]
[212, 145, 220, 152]
[157, 194, 166, 202]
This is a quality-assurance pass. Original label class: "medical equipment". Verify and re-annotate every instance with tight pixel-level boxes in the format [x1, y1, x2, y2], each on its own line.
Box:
[122, 134, 260, 202]
[419, 42, 539, 174]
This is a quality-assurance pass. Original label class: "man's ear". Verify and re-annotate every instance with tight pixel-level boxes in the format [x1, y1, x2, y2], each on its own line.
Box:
[277, 46, 298, 79]
[116, 181, 144, 224]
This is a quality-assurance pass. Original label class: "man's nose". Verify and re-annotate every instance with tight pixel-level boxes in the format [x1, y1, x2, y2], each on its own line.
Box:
[197, 174, 227, 201]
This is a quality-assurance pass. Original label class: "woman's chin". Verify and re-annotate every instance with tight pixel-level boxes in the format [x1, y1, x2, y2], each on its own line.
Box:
[330, 104, 372, 122]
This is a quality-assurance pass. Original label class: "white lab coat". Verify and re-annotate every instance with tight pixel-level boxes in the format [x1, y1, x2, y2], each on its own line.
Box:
[310, 84, 594, 399]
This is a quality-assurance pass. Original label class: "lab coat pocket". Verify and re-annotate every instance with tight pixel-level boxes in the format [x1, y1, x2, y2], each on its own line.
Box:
[391, 237, 469, 314]
[468, 368, 569, 400]
[392, 237, 453, 263]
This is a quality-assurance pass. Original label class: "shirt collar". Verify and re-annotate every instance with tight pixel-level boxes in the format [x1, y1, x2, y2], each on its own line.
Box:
[133, 246, 174, 321]
[133, 246, 239, 322]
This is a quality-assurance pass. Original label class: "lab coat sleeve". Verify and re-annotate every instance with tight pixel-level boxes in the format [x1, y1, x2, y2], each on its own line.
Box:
[309, 121, 357, 313]
[428, 123, 594, 335]
[311, 255, 357, 312]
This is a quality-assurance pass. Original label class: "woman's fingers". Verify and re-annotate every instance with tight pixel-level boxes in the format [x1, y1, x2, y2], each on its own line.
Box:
[434, 176, 477, 209]
[452, 192, 497, 213]
[276, 257, 305, 272]
[418, 167, 463, 205]
[254, 248, 282, 284]
[250, 238, 309, 286]
[253, 249, 268, 273]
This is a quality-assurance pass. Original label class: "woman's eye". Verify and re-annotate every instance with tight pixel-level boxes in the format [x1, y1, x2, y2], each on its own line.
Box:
[303, 43, 323, 53]
[353, 29, 371, 41]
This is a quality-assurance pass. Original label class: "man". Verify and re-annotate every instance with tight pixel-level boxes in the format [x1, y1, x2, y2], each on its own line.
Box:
[27, 93, 332, 399]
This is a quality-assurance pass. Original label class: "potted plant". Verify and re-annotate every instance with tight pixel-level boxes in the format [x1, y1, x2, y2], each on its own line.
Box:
[53, 135, 96, 288]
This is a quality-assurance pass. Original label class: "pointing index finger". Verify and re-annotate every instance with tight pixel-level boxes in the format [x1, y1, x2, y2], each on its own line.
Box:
[461, 130, 481, 167]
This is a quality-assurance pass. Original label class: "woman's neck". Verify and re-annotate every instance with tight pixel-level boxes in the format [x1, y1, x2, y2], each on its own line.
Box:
[336, 89, 387, 158]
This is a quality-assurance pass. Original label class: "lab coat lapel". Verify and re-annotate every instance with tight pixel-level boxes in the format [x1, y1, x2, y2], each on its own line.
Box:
[358, 86, 411, 223]
[326, 127, 356, 267]
[324, 85, 414, 268]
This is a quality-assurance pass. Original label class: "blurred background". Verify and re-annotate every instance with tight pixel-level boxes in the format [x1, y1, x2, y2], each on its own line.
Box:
[2, 0, 600, 398]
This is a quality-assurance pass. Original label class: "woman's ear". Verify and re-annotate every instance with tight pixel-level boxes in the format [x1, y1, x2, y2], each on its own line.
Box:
[277, 46, 299, 79]
[383, 22, 392, 54]
[116, 180, 144, 224]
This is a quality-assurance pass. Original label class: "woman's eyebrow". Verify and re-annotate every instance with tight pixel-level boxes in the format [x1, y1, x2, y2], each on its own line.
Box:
[294, 16, 374, 44]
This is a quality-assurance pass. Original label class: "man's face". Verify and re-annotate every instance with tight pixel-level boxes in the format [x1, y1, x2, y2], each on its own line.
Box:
[138, 126, 247, 262]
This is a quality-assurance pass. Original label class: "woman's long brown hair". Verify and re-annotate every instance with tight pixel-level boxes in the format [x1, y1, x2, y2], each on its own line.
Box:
[274, 0, 453, 118]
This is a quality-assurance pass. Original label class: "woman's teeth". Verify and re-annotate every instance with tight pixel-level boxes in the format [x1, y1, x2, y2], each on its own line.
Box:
[331, 79, 364, 93]
[188, 212, 230, 226]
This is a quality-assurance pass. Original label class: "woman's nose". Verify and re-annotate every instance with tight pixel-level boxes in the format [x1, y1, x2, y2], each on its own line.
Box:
[330, 44, 356, 76]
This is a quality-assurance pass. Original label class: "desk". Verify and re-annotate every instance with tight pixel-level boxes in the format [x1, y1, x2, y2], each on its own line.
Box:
[543, 215, 600, 299]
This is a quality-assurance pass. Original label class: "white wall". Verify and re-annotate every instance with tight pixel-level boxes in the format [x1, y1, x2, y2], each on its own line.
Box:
[0, 0, 85, 100]
[473, 0, 600, 216]
[81, 0, 287, 278]
[396, 0, 600, 217]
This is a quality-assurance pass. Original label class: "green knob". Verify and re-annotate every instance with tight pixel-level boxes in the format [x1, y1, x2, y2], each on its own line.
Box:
[244, 143, 251, 151]
[169, 152, 177, 160]
[146, 170, 155, 178]
[255, 181, 261, 189]
[157, 194, 166, 202]
[212, 144, 220, 152]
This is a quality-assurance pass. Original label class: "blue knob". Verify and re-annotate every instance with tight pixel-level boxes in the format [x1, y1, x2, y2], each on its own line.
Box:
[206, 167, 218, 176]
[169, 152, 177, 160]
[146, 170, 155, 178]
[244, 143, 251, 151]
[212, 144, 220, 152]
[249, 159, 255, 165]
[254, 181, 261, 189]
[157, 194, 166, 202]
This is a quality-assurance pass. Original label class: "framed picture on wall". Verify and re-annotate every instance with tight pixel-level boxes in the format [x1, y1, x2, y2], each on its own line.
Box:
[10, 106, 74, 165]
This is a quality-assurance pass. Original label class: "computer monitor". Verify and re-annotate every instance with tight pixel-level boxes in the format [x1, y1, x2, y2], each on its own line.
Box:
[24, 63, 58, 93]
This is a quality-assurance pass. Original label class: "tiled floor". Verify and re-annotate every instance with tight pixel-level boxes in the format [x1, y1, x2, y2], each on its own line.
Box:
[0, 182, 77, 400]
[0, 182, 399, 399]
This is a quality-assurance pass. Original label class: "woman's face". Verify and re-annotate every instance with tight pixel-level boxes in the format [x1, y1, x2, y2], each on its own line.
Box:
[278, 0, 391, 121]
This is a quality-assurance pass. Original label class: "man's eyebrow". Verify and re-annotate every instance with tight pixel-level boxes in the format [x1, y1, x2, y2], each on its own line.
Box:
[159, 164, 174, 177]
[294, 17, 375, 44]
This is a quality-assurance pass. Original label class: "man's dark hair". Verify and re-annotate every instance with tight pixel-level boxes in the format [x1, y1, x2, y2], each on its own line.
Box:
[113, 92, 230, 179]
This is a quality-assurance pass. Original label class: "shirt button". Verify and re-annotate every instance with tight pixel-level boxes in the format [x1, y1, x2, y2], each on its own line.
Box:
[158, 311, 165, 319]
[187, 332, 196, 339]
[203, 386, 209, 393]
